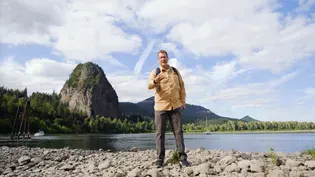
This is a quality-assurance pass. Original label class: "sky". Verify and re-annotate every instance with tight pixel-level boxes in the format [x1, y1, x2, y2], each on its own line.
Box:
[0, 0, 315, 122]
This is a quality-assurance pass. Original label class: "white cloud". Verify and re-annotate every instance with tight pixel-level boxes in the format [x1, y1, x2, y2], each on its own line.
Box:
[106, 73, 152, 102]
[150, 0, 315, 72]
[2, 0, 315, 73]
[303, 87, 315, 96]
[297, 0, 315, 12]
[158, 42, 182, 59]
[232, 98, 274, 108]
[50, 7, 142, 61]
[299, 87, 315, 101]
[99, 55, 128, 69]
[0, 0, 65, 45]
[1, 0, 315, 121]
[1, 0, 142, 63]
[0, 57, 75, 95]
[134, 39, 156, 74]
[208, 71, 297, 101]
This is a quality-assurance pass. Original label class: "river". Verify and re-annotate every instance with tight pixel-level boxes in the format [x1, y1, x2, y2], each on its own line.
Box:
[1, 132, 314, 153]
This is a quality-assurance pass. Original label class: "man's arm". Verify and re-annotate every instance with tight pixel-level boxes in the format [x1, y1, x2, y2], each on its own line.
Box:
[148, 70, 157, 90]
[177, 70, 186, 105]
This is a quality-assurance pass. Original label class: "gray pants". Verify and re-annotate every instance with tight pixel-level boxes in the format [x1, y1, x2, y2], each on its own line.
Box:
[154, 106, 187, 162]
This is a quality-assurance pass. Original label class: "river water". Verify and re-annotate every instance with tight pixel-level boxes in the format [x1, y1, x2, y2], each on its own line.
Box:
[1, 133, 314, 153]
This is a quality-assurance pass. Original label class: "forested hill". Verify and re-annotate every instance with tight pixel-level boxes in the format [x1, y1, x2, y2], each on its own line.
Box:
[120, 96, 240, 124]
[240, 115, 260, 122]
[1, 87, 315, 134]
[0, 87, 154, 134]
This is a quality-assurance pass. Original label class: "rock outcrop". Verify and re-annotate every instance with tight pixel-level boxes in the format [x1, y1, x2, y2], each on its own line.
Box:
[60, 62, 121, 118]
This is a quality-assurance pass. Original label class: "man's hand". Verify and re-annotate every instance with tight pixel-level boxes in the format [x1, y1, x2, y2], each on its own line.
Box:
[154, 73, 164, 83]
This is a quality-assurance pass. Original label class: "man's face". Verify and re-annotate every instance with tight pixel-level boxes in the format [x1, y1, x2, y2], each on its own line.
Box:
[158, 52, 168, 67]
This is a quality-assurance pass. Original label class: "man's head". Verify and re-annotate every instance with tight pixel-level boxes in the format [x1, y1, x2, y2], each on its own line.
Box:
[158, 50, 169, 67]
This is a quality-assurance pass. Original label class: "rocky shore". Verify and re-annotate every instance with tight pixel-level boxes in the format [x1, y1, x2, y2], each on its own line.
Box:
[0, 146, 315, 177]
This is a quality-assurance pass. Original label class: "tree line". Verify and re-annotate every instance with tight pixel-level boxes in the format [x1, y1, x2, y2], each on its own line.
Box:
[0, 87, 155, 134]
[1, 86, 314, 134]
[184, 120, 315, 132]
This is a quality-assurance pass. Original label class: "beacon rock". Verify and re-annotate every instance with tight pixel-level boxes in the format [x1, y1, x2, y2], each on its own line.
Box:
[60, 62, 121, 118]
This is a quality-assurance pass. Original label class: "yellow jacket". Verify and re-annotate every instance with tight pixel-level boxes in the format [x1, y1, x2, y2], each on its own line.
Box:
[147, 66, 186, 111]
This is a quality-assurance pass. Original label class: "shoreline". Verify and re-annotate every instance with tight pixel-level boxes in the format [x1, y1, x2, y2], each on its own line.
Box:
[1, 146, 314, 177]
[186, 129, 315, 134]
[1, 130, 315, 137]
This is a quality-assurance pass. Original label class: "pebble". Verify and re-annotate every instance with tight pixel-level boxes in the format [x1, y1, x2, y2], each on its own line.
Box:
[0, 146, 314, 177]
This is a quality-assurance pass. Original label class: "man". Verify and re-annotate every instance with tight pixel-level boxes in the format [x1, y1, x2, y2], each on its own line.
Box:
[147, 49, 190, 168]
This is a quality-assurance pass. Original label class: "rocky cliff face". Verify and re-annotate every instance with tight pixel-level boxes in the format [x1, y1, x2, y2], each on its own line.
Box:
[60, 62, 121, 118]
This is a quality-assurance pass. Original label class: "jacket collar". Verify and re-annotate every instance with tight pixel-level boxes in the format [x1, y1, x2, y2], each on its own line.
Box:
[159, 64, 171, 72]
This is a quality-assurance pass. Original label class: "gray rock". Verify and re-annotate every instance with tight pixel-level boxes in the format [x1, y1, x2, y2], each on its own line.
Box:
[54, 154, 69, 162]
[240, 153, 251, 160]
[31, 157, 42, 164]
[163, 169, 170, 176]
[130, 147, 138, 152]
[116, 169, 126, 177]
[238, 160, 251, 170]
[127, 167, 141, 177]
[198, 174, 208, 177]
[194, 162, 211, 175]
[250, 163, 263, 173]
[247, 172, 265, 177]
[33, 169, 41, 173]
[289, 170, 304, 177]
[43, 150, 50, 156]
[276, 158, 285, 166]
[225, 163, 241, 173]
[18, 156, 31, 165]
[298, 165, 306, 170]
[213, 164, 222, 174]
[218, 155, 236, 168]
[2, 168, 12, 175]
[86, 162, 95, 172]
[60, 164, 75, 171]
[98, 160, 111, 170]
[305, 160, 315, 170]
[268, 169, 285, 177]
[184, 167, 194, 176]
[59, 62, 122, 119]
[240, 169, 248, 176]
[169, 168, 180, 177]
[145, 168, 161, 177]
[285, 159, 300, 168]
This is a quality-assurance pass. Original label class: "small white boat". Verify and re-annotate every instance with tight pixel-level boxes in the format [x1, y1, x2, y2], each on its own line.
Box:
[204, 130, 211, 135]
[34, 130, 45, 136]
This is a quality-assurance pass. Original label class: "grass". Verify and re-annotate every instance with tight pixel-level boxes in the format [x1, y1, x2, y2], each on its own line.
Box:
[166, 150, 180, 165]
[270, 148, 277, 165]
[304, 148, 315, 159]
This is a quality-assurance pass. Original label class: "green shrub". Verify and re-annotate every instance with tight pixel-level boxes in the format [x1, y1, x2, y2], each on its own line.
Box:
[270, 148, 277, 164]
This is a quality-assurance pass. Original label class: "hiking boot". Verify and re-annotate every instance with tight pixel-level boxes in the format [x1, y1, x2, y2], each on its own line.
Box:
[156, 160, 163, 168]
[179, 159, 191, 167]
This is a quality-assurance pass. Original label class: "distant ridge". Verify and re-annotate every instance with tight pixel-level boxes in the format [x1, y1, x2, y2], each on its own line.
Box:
[240, 115, 260, 122]
[120, 96, 240, 123]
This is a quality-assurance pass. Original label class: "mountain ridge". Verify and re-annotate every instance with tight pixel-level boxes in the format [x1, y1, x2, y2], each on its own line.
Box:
[240, 115, 260, 122]
[120, 96, 245, 123]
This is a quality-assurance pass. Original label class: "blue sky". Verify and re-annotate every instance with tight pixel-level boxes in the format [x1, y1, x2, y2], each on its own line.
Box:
[0, 0, 315, 121]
